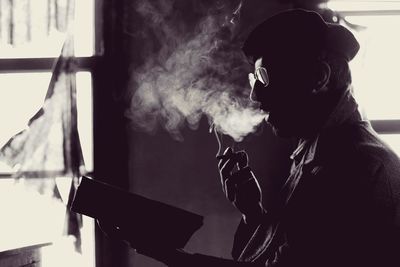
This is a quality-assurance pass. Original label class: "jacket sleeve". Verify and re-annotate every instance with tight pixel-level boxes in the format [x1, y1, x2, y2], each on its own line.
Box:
[368, 160, 400, 267]
[231, 207, 272, 261]
[231, 216, 260, 260]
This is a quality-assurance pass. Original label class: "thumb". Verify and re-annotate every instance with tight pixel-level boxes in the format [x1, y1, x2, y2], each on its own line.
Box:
[224, 178, 236, 202]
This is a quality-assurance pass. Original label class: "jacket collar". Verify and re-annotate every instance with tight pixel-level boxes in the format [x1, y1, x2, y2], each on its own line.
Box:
[290, 87, 361, 166]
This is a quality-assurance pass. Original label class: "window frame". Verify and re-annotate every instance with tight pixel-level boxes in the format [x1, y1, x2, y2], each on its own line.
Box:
[371, 120, 400, 134]
[0, 57, 99, 72]
[0, 0, 103, 178]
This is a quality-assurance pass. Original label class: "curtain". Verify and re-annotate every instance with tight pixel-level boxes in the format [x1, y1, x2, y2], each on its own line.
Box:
[0, 36, 84, 252]
[0, 0, 84, 252]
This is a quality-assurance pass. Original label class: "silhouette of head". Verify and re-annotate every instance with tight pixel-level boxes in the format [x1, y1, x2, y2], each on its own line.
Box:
[243, 9, 359, 138]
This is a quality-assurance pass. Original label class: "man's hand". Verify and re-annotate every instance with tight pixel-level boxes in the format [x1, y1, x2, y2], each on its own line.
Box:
[217, 148, 263, 224]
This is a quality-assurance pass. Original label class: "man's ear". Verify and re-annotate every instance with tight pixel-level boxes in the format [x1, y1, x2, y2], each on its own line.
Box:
[312, 60, 331, 94]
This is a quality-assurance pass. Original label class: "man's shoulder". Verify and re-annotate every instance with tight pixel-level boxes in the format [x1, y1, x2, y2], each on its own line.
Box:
[317, 121, 400, 197]
[319, 120, 400, 170]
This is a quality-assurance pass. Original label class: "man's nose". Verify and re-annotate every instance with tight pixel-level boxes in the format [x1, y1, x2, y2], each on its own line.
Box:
[250, 80, 265, 102]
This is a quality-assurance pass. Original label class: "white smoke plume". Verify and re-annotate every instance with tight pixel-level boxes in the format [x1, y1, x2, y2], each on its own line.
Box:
[126, 0, 266, 141]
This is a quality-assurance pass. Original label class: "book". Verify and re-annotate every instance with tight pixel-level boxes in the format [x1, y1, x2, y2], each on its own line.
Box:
[71, 176, 203, 249]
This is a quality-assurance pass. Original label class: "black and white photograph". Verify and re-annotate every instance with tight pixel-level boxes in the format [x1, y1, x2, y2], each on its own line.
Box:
[0, 1, 400, 267]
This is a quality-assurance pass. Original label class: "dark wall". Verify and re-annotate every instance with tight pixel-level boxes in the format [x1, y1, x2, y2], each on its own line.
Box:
[96, 1, 301, 267]
[125, 1, 294, 267]
[93, 1, 131, 267]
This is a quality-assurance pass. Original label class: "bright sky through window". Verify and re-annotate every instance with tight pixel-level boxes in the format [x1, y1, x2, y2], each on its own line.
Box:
[0, 72, 95, 266]
[0, 72, 93, 173]
[0, 1, 95, 267]
[348, 15, 400, 120]
[326, 1, 400, 157]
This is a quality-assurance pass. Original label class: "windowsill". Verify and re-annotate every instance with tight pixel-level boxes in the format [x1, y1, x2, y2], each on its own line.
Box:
[0, 242, 52, 256]
[0, 242, 52, 267]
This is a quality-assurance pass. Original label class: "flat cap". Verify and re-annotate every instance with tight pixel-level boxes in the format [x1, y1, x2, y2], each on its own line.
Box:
[242, 9, 360, 62]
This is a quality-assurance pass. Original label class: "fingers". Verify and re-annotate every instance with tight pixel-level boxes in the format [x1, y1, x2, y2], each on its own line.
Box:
[217, 148, 251, 199]
[223, 167, 255, 202]
[215, 149, 262, 218]
[234, 176, 261, 204]
[217, 147, 233, 169]
[220, 157, 238, 178]
[218, 148, 235, 190]
[230, 166, 253, 184]
[236, 151, 248, 169]
[217, 149, 249, 170]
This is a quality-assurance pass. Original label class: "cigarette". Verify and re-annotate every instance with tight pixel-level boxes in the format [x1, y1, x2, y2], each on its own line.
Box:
[210, 123, 223, 156]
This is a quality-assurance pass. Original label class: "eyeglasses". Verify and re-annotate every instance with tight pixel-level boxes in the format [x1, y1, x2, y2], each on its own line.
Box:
[249, 67, 269, 88]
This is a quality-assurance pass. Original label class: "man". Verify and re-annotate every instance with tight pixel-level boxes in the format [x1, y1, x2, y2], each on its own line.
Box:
[101, 9, 400, 266]
[222, 8, 400, 267]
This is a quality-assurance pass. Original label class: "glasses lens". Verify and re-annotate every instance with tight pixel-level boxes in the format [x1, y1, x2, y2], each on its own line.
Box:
[256, 67, 269, 86]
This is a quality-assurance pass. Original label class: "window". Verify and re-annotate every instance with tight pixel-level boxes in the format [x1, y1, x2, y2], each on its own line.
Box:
[0, 1, 97, 266]
[326, 0, 400, 156]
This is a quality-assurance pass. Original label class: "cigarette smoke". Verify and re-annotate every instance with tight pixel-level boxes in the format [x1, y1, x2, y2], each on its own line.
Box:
[125, 0, 267, 141]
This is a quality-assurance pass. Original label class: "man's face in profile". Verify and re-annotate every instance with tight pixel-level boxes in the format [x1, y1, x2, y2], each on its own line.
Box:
[249, 56, 319, 138]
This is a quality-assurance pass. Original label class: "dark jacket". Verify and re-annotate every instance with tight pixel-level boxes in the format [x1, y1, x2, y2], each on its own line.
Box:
[233, 95, 400, 267]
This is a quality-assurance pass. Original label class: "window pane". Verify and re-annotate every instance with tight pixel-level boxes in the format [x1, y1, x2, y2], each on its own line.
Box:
[380, 134, 400, 157]
[0, 178, 95, 267]
[0, 71, 94, 267]
[74, 0, 95, 57]
[76, 72, 93, 172]
[346, 15, 400, 120]
[0, 178, 66, 249]
[0, 72, 51, 152]
[0, 0, 94, 58]
[0, 71, 93, 173]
